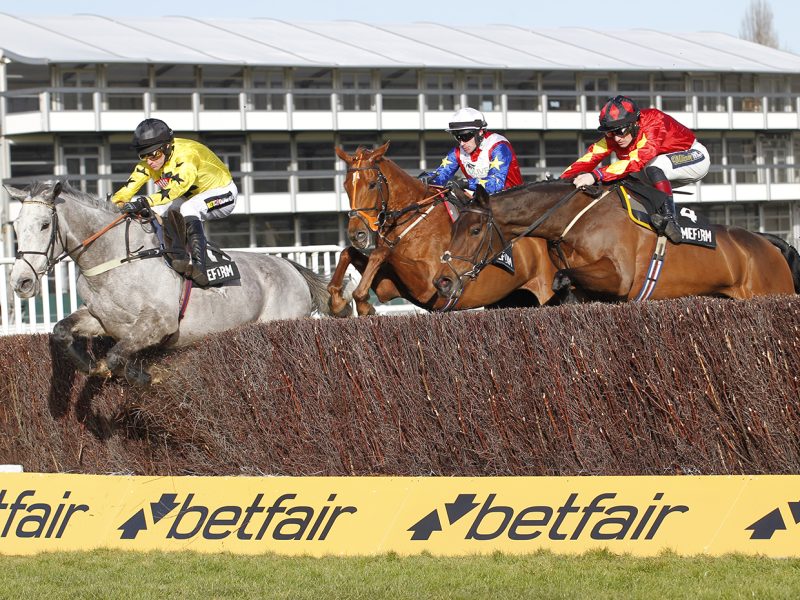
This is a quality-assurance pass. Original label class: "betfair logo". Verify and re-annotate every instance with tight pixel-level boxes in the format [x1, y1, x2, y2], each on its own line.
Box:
[0, 489, 88, 539]
[408, 492, 688, 542]
[118, 492, 356, 541]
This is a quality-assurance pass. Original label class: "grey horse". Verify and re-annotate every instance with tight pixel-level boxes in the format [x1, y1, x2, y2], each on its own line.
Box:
[8, 180, 351, 385]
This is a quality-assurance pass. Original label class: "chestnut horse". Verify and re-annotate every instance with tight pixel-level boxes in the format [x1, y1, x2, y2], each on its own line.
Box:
[327, 143, 574, 316]
[434, 180, 800, 302]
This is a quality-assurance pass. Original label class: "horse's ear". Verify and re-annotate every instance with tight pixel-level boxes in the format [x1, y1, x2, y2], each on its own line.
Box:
[3, 185, 27, 201]
[51, 181, 63, 201]
[473, 184, 491, 209]
[373, 141, 390, 160]
[335, 146, 353, 165]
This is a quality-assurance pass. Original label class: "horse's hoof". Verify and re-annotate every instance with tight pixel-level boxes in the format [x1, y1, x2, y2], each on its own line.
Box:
[88, 360, 112, 379]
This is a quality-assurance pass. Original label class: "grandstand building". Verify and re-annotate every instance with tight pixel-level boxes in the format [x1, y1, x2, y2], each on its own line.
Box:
[1, 14, 800, 258]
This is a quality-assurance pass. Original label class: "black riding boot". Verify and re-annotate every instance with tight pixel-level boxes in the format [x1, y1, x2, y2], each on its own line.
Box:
[652, 196, 682, 244]
[184, 216, 209, 287]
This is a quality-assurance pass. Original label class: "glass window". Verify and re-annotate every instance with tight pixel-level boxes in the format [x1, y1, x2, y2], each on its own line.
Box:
[654, 72, 686, 112]
[503, 70, 539, 111]
[252, 141, 291, 193]
[543, 137, 580, 173]
[105, 64, 148, 110]
[727, 203, 760, 230]
[542, 71, 576, 111]
[58, 67, 96, 111]
[691, 77, 723, 112]
[206, 215, 252, 248]
[201, 135, 244, 189]
[339, 71, 373, 111]
[763, 203, 791, 240]
[698, 136, 724, 184]
[110, 143, 145, 194]
[424, 71, 456, 112]
[154, 64, 195, 110]
[616, 72, 650, 108]
[9, 144, 55, 180]
[511, 138, 541, 176]
[465, 72, 499, 113]
[201, 65, 243, 110]
[380, 69, 418, 110]
[250, 69, 285, 110]
[582, 75, 610, 112]
[423, 135, 454, 171]
[299, 213, 341, 246]
[5, 63, 49, 113]
[726, 136, 758, 184]
[381, 137, 420, 171]
[293, 68, 332, 110]
[62, 139, 100, 195]
[257, 215, 295, 247]
[297, 140, 335, 192]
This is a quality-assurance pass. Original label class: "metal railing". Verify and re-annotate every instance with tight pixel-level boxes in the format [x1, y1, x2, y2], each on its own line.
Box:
[0, 245, 423, 335]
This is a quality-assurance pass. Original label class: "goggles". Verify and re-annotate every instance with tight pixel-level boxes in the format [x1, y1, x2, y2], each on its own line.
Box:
[604, 124, 635, 138]
[138, 147, 165, 161]
[453, 131, 477, 143]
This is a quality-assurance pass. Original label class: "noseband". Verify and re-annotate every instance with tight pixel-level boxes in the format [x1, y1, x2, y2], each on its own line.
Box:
[14, 199, 67, 279]
[346, 164, 390, 233]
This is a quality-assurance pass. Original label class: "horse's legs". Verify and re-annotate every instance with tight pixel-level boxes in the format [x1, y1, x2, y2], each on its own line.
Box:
[52, 307, 109, 375]
[104, 323, 173, 387]
[351, 247, 391, 316]
[328, 247, 365, 318]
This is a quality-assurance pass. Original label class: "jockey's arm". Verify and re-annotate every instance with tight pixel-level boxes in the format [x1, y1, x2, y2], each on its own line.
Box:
[111, 165, 151, 206]
[480, 143, 514, 194]
[424, 149, 461, 186]
[561, 138, 611, 180]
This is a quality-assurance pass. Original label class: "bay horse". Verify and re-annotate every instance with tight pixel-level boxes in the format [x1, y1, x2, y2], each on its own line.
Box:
[9, 181, 349, 385]
[434, 180, 800, 302]
[327, 143, 574, 316]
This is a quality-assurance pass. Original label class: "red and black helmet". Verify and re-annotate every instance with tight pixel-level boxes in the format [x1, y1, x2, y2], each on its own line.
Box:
[598, 95, 640, 132]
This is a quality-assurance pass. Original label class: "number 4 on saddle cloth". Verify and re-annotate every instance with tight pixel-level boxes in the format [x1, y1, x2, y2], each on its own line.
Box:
[158, 211, 241, 287]
[615, 178, 716, 249]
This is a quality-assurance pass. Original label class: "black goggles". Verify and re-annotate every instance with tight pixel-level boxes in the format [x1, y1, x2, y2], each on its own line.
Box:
[138, 147, 165, 161]
[605, 124, 634, 138]
[453, 131, 477, 143]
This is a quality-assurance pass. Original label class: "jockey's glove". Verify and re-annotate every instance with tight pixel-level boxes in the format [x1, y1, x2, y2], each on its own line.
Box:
[122, 196, 153, 218]
[446, 177, 469, 192]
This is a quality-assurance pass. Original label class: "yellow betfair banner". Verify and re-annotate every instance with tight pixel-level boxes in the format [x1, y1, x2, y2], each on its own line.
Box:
[0, 473, 798, 556]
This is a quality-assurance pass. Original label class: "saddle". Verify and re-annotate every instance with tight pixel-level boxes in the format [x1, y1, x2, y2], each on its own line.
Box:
[159, 212, 241, 286]
[615, 178, 716, 249]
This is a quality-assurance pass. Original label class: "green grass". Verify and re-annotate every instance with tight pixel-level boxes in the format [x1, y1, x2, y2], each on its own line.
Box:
[1, 550, 800, 599]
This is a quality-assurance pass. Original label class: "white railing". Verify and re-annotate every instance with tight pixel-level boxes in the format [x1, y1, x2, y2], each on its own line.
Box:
[0, 245, 424, 336]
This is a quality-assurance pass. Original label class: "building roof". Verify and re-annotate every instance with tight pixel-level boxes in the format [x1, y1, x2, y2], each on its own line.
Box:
[1, 13, 800, 73]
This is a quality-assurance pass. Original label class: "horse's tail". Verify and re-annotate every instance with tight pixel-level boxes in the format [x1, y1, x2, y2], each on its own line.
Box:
[288, 260, 355, 317]
[759, 232, 800, 293]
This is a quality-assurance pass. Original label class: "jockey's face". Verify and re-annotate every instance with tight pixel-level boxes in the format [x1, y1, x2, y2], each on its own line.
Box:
[453, 129, 482, 153]
[139, 146, 168, 169]
[610, 130, 634, 149]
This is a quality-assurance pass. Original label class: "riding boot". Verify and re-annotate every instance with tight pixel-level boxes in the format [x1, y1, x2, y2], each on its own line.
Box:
[651, 195, 682, 244]
[166, 211, 193, 276]
[184, 216, 210, 287]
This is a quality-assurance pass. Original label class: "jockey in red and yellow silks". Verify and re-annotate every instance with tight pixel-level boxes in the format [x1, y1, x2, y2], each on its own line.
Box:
[561, 95, 710, 244]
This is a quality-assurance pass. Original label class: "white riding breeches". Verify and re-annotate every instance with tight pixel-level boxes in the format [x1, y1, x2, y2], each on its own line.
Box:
[152, 181, 238, 221]
[645, 140, 710, 189]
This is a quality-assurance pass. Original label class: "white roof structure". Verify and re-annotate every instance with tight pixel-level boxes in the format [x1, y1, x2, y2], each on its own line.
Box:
[1, 13, 800, 73]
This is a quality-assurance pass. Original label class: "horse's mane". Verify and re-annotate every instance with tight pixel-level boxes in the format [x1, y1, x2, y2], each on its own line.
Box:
[30, 179, 119, 213]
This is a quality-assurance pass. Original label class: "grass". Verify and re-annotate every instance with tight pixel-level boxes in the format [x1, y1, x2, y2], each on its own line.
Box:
[1, 550, 800, 599]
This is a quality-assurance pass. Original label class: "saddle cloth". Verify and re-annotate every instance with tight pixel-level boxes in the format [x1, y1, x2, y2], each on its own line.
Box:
[617, 179, 716, 249]
[158, 213, 241, 286]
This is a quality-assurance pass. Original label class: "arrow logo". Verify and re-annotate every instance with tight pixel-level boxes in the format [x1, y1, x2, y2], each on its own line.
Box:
[746, 501, 800, 540]
[118, 493, 181, 540]
[408, 494, 480, 541]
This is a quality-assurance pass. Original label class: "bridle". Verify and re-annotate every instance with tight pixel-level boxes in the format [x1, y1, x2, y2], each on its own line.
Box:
[438, 185, 592, 302]
[14, 199, 70, 280]
[346, 161, 447, 248]
[15, 196, 127, 280]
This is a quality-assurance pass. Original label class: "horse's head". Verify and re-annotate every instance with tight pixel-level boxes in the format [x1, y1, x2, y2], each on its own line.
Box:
[433, 186, 502, 300]
[336, 142, 392, 251]
[8, 180, 65, 298]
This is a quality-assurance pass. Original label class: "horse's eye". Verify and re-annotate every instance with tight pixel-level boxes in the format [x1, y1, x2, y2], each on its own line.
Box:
[469, 225, 481, 236]
[40, 222, 50, 231]
[368, 181, 378, 190]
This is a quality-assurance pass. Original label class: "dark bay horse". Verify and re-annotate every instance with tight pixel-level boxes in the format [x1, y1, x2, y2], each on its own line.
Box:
[327, 143, 573, 316]
[434, 181, 800, 302]
[9, 181, 349, 385]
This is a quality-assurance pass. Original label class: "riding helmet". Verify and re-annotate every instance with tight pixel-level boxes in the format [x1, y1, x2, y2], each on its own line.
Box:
[598, 95, 640, 132]
[131, 118, 174, 154]
[446, 107, 487, 132]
